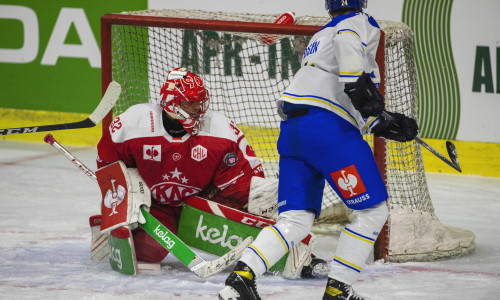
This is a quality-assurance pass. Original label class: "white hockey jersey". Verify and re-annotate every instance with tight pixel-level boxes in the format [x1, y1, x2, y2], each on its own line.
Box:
[97, 103, 264, 209]
[277, 12, 381, 134]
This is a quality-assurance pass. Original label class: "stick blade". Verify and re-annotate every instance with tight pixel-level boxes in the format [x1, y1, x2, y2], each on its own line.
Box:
[88, 81, 122, 124]
[446, 141, 462, 173]
[193, 236, 253, 278]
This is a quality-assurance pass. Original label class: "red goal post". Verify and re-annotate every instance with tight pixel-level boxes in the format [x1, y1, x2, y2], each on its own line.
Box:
[100, 10, 475, 262]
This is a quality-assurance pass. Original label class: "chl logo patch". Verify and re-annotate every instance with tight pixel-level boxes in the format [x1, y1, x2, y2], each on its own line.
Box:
[191, 145, 207, 162]
[144, 145, 161, 161]
[330, 164, 366, 199]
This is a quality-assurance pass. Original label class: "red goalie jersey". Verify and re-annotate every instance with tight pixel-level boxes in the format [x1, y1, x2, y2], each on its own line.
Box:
[97, 103, 264, 210]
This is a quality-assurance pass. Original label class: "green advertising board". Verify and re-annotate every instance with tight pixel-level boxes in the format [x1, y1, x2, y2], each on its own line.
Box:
[0, 1, 147, 114]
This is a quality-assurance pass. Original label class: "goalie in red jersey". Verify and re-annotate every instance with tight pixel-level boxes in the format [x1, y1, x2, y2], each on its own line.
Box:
[93, 67, 327, 278]
[96, 67, 264, 262]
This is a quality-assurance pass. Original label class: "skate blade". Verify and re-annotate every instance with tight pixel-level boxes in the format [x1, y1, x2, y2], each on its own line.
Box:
[218, 286, 241, 300]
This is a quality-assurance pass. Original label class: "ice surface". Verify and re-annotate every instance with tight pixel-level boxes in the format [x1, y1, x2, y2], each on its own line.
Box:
[0, 140, 498, 299]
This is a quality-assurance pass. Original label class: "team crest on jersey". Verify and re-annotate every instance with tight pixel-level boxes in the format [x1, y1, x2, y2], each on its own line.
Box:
[143, 145, 161, 161]
[191, 145, 207, 162]
[151, 167, 201, 206]
[330, 164, 367, 199]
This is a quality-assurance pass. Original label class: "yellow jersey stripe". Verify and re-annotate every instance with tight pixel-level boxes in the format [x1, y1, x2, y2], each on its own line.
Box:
[268, 226, 289, 252]
[342, 228, 375, 245]
[248, 245, 270, 270]
[334, 255, 362, 272]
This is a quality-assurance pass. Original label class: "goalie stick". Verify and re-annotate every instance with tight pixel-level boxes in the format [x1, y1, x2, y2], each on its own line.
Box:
[380, 111, 462, 173]
[0, 81, 121, 135]
[44, 133, 252, 278]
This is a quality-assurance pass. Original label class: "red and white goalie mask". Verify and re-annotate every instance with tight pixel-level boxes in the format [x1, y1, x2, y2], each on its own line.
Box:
[159, 68, 210, 135]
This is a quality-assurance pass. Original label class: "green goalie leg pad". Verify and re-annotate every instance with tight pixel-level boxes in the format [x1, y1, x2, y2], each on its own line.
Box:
[107, 226, 138, 275]
[177, 204, 287, 273]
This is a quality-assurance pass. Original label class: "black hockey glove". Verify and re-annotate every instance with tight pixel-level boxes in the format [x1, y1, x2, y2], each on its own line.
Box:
[344, 72, 385, 118]
[371, 111, 418, 142]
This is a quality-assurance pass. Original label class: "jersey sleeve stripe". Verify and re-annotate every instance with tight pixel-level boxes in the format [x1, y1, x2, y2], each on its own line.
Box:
[337, 29, 361, 39]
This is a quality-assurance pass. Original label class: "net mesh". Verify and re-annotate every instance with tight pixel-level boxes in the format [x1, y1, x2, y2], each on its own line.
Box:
[104, 9, 475, 261]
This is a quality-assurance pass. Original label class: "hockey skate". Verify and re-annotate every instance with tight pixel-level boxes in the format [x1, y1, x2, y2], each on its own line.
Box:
[301, 257, 329, 279]
[219, 261, 262, 300]
[323, 278, 367, 300]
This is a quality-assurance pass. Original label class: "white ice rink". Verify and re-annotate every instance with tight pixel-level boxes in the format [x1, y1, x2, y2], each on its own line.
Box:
[0, 139, 499, 299]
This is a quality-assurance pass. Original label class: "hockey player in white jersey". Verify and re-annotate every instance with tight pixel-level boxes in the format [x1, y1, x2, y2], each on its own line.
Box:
[219, 1, 418, 299]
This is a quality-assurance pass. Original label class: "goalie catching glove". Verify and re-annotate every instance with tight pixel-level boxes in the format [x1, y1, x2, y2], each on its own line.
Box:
[371, 111, 418, 142]
[344, 72, 385, 118]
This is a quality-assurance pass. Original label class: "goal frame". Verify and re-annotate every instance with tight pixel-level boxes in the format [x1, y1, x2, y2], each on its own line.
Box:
[99, 12, 474, 263]
[100, 13, 391, 261]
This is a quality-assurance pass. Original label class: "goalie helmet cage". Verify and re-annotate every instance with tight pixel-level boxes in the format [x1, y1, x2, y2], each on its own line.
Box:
[100, 9, 475, 262]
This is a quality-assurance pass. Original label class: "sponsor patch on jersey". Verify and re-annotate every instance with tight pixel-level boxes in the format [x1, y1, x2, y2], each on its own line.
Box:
[223, 152, 238, 166]
[191, 145, 207, 162]
[330, 164, 367, 199]
[143, 145, 161, 161]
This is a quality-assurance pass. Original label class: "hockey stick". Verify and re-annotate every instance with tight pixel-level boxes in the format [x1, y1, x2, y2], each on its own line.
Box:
[43, 133, 251, 278]
[0, 81, 121, 135]
[380, 111, 462, 173]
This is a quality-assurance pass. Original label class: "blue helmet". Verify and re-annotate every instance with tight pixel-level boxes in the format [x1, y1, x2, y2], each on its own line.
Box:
[325, 0, 367, 12]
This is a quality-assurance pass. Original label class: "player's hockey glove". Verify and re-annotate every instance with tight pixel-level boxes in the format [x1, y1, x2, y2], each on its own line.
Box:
[344, 72, 385, 118]
[371, 111, 418, 142]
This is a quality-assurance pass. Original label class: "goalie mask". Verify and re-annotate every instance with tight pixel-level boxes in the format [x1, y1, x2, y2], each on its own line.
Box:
[160, 68, 210, 135]
[325, 0, 367, 13]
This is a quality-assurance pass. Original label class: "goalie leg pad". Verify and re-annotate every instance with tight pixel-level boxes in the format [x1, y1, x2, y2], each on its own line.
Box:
[90, 215, 109, 262]
[281, 234, 315, 279]
[107, 226, 139, 275]
[180, 197, 324, 278]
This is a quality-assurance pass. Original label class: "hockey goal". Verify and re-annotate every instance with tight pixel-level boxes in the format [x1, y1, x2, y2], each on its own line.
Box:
[100, 9, 475, 262]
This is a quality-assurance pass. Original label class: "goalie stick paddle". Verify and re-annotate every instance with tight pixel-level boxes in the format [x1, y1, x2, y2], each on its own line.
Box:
[43, 133, 252, 278]
[0, 81, 121, 135]
[380, 111, 462, 173]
